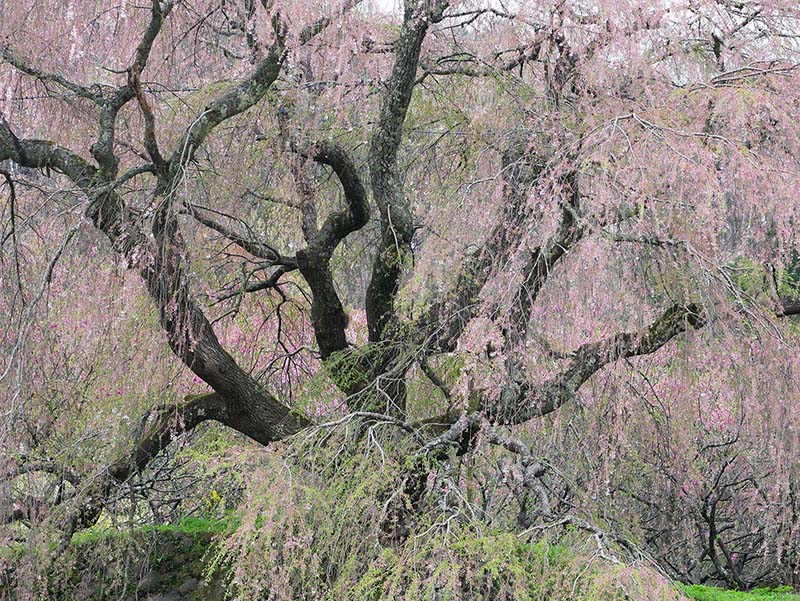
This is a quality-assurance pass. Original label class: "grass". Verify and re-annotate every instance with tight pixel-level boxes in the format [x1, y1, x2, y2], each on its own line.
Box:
[70, 513, 239, 546]
[0, 514, 238, 559]
[683, 585, 800, 600]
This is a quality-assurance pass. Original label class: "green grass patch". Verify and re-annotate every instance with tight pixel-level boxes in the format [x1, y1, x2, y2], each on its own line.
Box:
[683, 584, 800, 600]
[70, 512, 239, 546]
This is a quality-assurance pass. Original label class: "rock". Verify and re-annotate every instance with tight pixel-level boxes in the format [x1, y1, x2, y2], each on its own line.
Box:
[199, 578, 227, 601]
[138, 571, 161, 593]
[179, 576, 200, 594]
[146, 592, 181, 601]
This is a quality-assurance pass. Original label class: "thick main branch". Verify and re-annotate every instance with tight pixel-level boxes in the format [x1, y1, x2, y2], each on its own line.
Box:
[365, 1, 448, 343]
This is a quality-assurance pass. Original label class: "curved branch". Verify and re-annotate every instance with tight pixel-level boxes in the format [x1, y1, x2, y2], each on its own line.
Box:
[164, 2, 360, 191]
[1, 45, 103, 103]
[491, 304, 706, 424]
[306, 140, 370, 256]
[129, 64, 166, 169]
[107, 392, 228, 482]
[64, 392, 227, 537]
[296, 140, 369, 359]
[3, 462, 79, 487]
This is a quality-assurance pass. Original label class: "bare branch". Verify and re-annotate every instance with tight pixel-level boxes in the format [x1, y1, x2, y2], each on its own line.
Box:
[184, 204, 295, 265]
[214, 264, 295, 303]
[166, 0, 361, 184]
[1, 44, 103, 103]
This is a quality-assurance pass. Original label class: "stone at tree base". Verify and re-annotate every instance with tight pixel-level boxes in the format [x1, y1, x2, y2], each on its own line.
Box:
[197, 578, 227, 601]
[178, 576, 200, 594]
[137, 571, 161, 593]
[145, 592, 181, 601]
